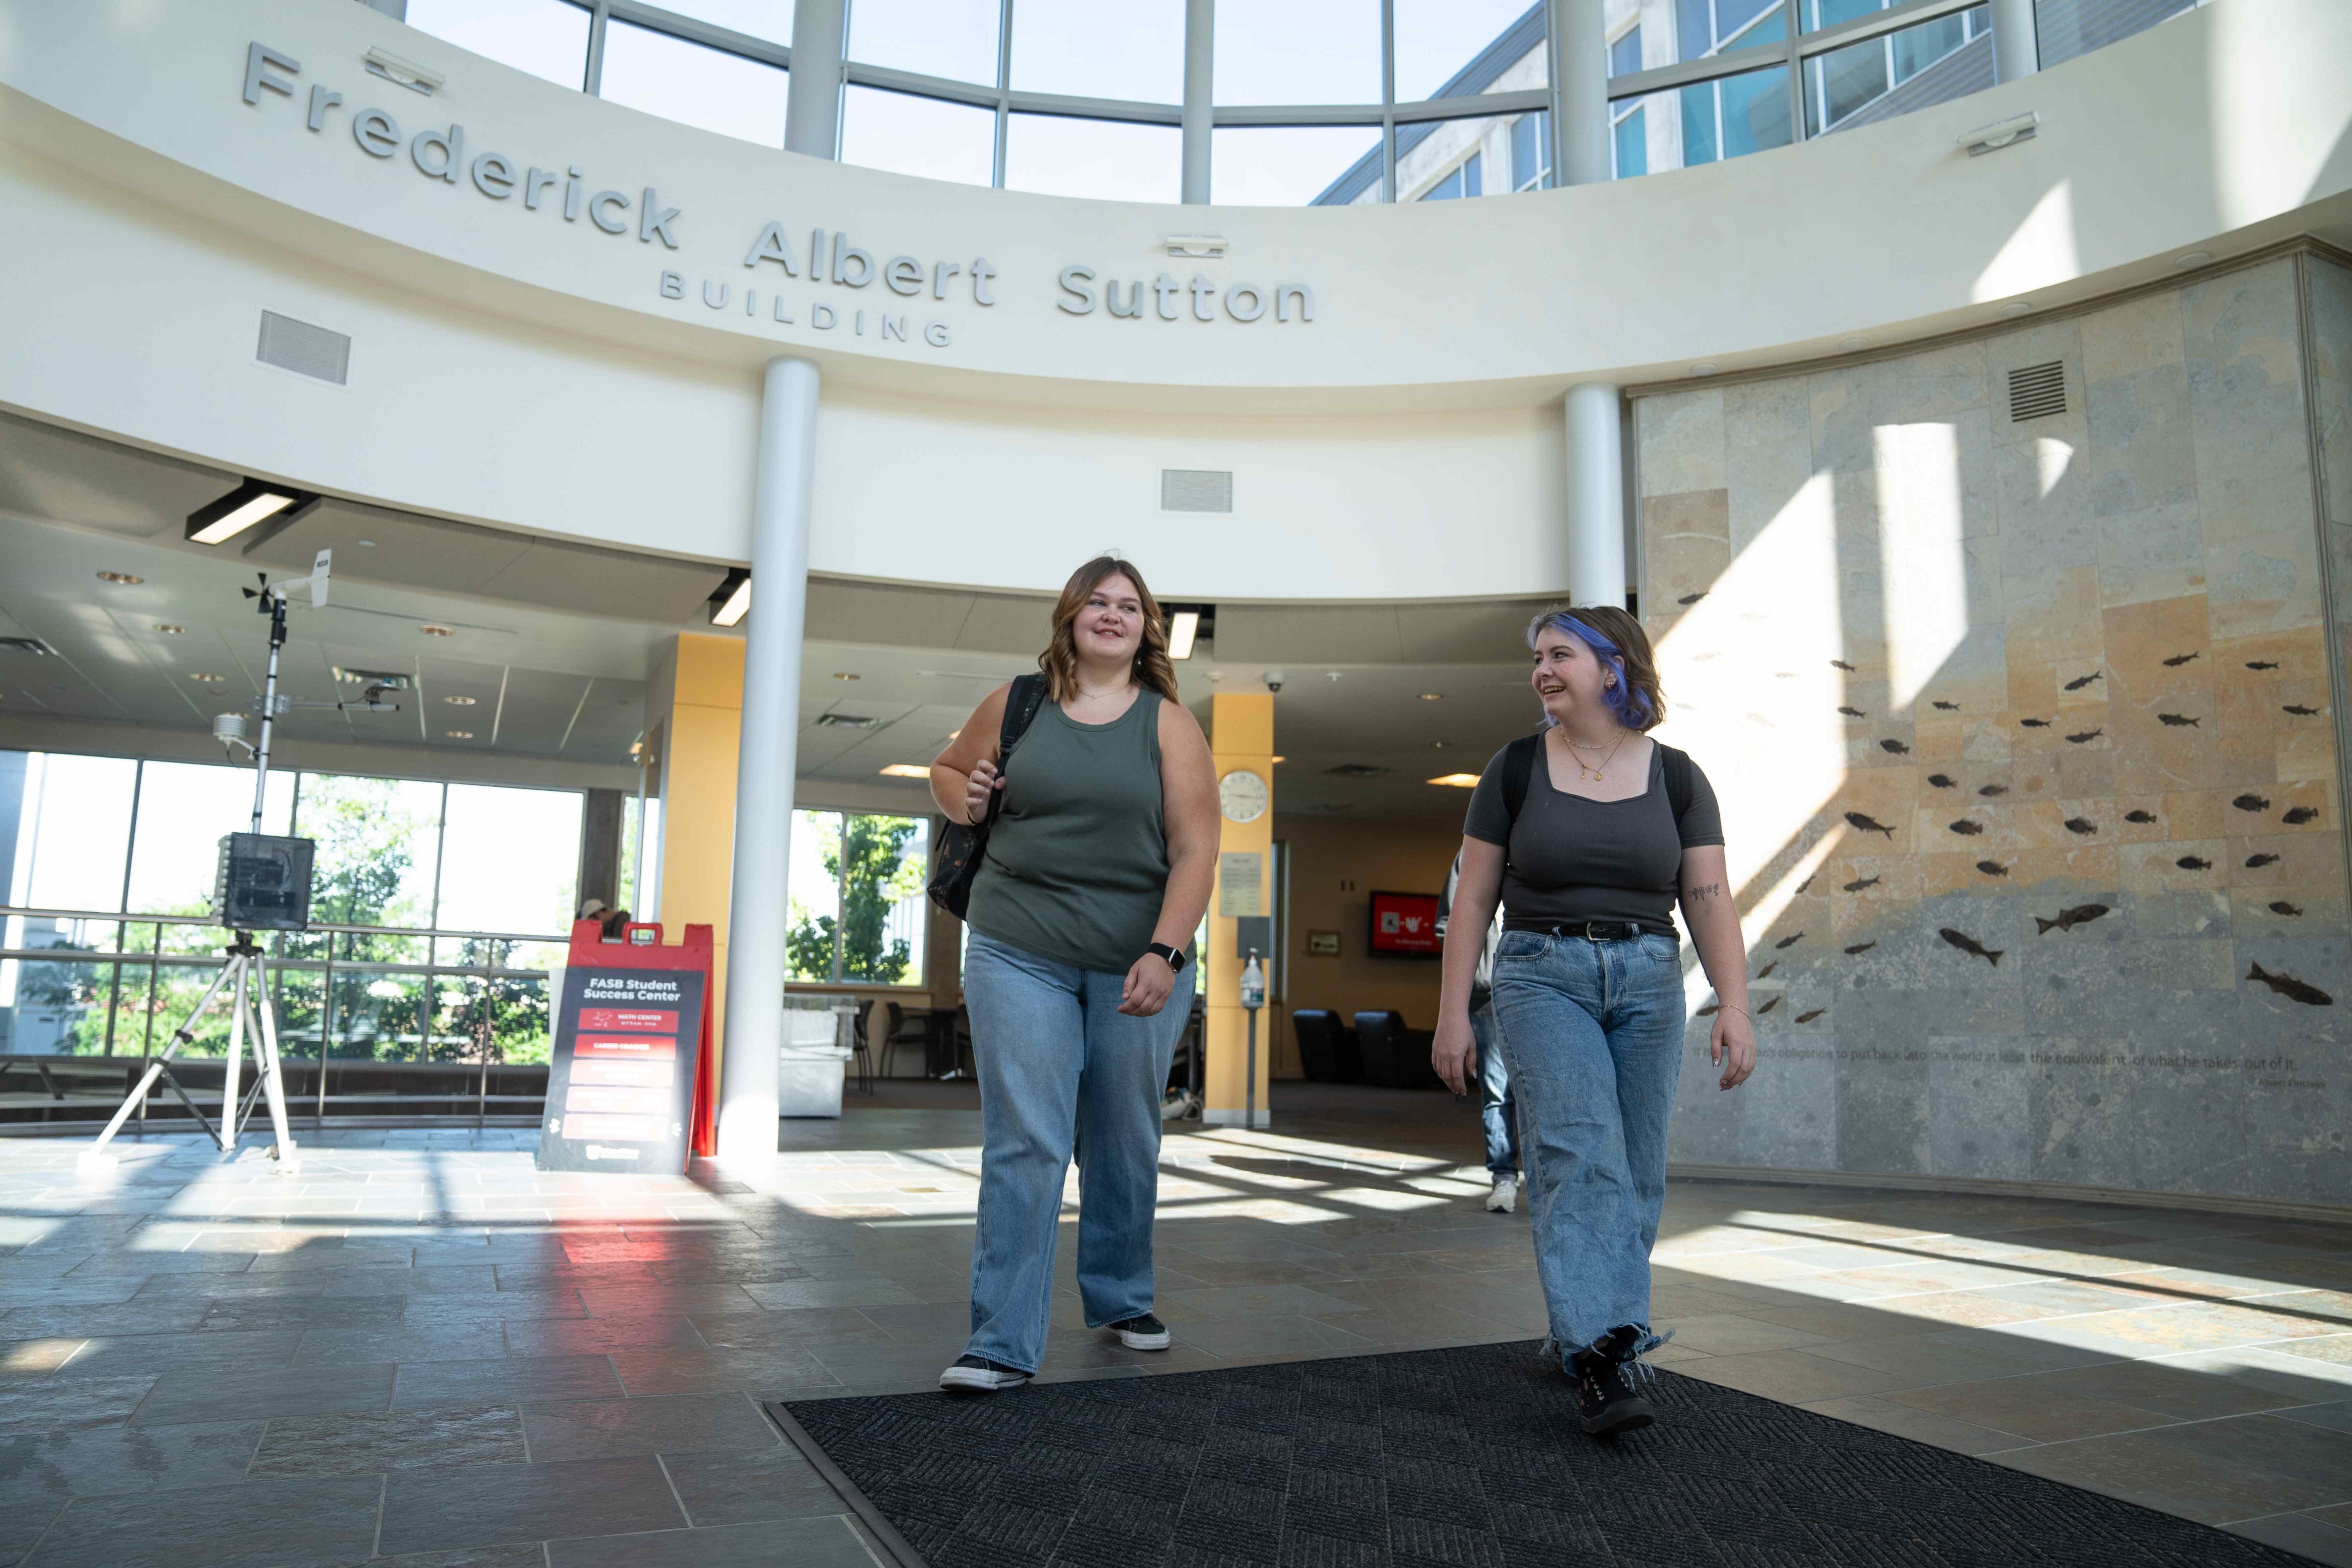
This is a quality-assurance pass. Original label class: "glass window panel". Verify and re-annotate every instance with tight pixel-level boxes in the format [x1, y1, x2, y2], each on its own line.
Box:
[146, 959, 239, 1058]
[294, 776, 443, 935]
[1612, 62, 1789, 174]
[1214, 3, 1381, 106]
[1401, 117, 1500, 200]
[1009, 0, 1183, 101]
[1510, 110, 1550, 190]
[1678, 0, 1783, 58]
[271, 966, 326, 1061]
[434, 970, 552, 1065]
[617, 795, 660, 921]
[404, 0, 590, 89]
[840, 86, 996, 186]
[126, 761, 293, 919]
[436, 784, 582, 936]
[1393, 0, 1547, 102]
[787, 810, 842, 983]
[600, 19, 789, 145]
[1005, 114, 1181, 202]
[334, 970, 429, 1061]
[2034, 0, 2193, 67]
[1806, 6, 1991, 135]
[1219, 126, 1385, 206]
[848, 0, 1001, 85]
[1803, 0, 1880, 30]
[655, 1, 797, 45]
[0, 958, 114, 1054]
[838, 815, 928, 985]
[6, 752, 135, 916]
[1609, 25, 1645, 77]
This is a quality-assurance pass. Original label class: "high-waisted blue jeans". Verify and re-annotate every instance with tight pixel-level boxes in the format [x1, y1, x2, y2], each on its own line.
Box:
[1488, 928, 1685, 1364]
[961, 931, 1194, 1373]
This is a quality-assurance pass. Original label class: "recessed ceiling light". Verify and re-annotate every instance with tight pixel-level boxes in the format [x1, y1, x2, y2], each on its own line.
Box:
[834, 672, 860, 681]
[2173, 250, 2211, 269]
[1417, 692, 1443, 701]
[154, 623, 186, 635]
[1206, 671, 1226, 682]
[709, 568, 750, 628]
[878, 764, 931, 779]
[1431, 740, 1448, 748]
[1688, 362, 1718, 376]
[1428, 773, 1482, 788]
[1272, 755, 1285, 764]
[355, 538, 377, 547]
[419, 624, 454, 637]
[443, 695, 477, 706]
[96, 571, 143, 585]
[444, 729, 474, 739]
[189, 672, 226, 684]
[1998, 300, 2033, 317]
[185, 478, 313, 546]
[1166, 609, 1201, 660]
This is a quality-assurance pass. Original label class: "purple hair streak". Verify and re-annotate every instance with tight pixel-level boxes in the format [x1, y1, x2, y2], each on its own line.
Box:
[1528, 608, 1657, 730]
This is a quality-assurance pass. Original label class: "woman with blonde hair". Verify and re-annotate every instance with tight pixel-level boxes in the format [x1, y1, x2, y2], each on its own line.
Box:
[1433, 604, 1755, 1436]
[928, 555, 1219, 1392]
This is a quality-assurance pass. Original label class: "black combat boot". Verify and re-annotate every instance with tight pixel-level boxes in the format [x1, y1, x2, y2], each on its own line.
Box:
[1570, 1325, 1656, 1436]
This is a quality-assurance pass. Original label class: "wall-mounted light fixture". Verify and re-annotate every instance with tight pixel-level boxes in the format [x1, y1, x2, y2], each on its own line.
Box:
[1162, 603, 1213, 659]
[186, 478, 317, 546]
[709, 568, 751, 627]
[1163, 235, 1227, 258]
[1959, 111, 2037, 156]
[364, 47, 444, 95]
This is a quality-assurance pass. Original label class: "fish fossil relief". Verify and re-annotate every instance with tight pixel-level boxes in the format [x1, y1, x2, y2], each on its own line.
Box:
[1843, 942, 1876, 954]
[2247, 962, 2332, 1006]
[1830, 659, 1856, 671]
[1757, 996, 1782, 1015]
[2158, 714, 2200, 727]
[2163, 652, 2202, 667]
[1948, 820, 1986, 837]
[1842, 876, 1881, 892]
[2284, 704, 2320, 716]
[1931, 701, 1960, 712]
[2019, 718, 2052, 728]
[2036, 903, 2109, 935]
[2269, 901, 2304, 917]
[2062, 818, 2098, 836]
[1976, 860, 2010, 877]
[1796, 1009, 1825, 1024]
[1925, 774, 1957, 789]
[1795, 873, 1818, 894]
[2066, 730, 2103, 744]
[1774, 933, 1805, 950]
[2245, 853, 2280, 868]
[1836, 706, 1866, 717]
[2063, 671, 2104, 691]
[1696, 1001, 1721, 1017]
[1880, 739, 1911, 755]
[1978, 784, 2008, 797]
[2233, 794, 2271, 813]
[1844, 811, 1897, 838]
[2246, 660, 2280, 670]
[1756, 961, 1778, 980]
[2177, 856, 2213, 871]
[2125, 810, 2158, 824]
[2285, 806, 2320, 825]
[1938, 928, 2002, 966]
[1677, 592, 1708, 605]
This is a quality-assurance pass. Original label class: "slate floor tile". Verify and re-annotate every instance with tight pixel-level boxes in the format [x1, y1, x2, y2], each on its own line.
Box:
[523, 1391, 777, 1462]
[25, 1472, 384, 1568]
[131, 1359, 396, 1427]
[661, 1442, 848, 1525]
[606, 1344, 838, 1398]
[195, 1295, 405, 1334]
[0, 1419, 264, 1504]
[0, 1339, 84, 1375]
[248, 1403, 526, 1477]
[499, 1313, 707, 1357]
[1, 1301, 212, 1339]
[1989, 1432, 2346, 1523]
[392, 1354, 623, 1410]
[64, 1330, 302, 1378]
[545, 1517, 872, 1567]
[294, 1322, 510, 1366]
[0, 1372, 159, 1435]
[378, 1456, 684, 1555]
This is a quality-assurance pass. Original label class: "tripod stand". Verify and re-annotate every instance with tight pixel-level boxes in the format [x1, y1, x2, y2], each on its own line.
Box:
[76, 561, 331, 1177]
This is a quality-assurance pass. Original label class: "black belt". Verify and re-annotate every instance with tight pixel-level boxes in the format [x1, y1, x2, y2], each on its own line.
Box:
[1506, 920, 1646, 942]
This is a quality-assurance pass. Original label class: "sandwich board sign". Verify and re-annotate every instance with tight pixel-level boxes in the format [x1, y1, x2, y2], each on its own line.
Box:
[535, 920, 717, 1173]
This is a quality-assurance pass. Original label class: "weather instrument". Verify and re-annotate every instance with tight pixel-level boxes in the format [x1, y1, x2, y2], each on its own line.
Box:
[80, 550, 353, 1176]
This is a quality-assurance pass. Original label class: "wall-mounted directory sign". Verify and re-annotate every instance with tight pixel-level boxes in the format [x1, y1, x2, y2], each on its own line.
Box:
[536, 919, 717, 1174]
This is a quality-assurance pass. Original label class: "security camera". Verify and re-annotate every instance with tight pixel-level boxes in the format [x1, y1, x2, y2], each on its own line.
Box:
[1264, 669, 1286, 693]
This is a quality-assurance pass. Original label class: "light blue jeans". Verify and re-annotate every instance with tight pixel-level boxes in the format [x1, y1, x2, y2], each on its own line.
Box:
[1472, 1002, 1519, 1180]
[961, 931, 1194, 1373]
[1488, 928, 1685, 1363]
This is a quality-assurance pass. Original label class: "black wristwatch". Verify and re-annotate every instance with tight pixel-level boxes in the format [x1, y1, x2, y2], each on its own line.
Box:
[1146, 942, 1188, 974]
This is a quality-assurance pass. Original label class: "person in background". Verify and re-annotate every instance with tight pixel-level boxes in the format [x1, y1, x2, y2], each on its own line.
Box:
[1437, 849, 1518, 1214]
[600, 908, 633, 940]
[1433, 605, 1755, 1439]
[575, 896, 607, 926]
[927, 554, 1220, 1393]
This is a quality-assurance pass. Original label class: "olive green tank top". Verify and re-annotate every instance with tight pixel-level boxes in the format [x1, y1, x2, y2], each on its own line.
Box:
[966, 690, 1171, 975]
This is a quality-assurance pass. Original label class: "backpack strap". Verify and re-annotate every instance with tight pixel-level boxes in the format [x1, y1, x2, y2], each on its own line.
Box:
[998, 674, 1047, 760]
[1661, 741, 1695, 824]
[1500, 732, 1544, 831]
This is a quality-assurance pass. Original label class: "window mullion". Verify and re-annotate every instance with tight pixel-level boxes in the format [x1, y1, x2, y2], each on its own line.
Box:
[833, 810, 848, 983]
[992, 0, 1013, 187]
[584, 0, 609, 95]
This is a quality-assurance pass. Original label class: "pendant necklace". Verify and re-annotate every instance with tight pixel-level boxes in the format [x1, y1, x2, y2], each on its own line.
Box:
[1560, 727, 1626, 783]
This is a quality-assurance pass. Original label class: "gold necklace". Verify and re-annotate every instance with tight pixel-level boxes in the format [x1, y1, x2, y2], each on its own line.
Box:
[1559, 727, 1626, 783]
[1075, 681, 1131, 700]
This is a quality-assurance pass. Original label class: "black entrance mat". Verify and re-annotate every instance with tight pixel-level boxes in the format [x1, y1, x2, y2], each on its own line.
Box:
[772, 1339, 2316, 1568]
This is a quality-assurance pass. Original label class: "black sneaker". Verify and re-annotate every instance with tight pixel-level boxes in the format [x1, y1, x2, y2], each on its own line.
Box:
[1108, 1313, 1171, 1350]
[1572, 1327, 1655, 1436]
[938, 1353, 1030, 1393]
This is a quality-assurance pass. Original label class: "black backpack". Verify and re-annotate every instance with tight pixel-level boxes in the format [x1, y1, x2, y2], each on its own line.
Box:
[1496, 730, 1699, 842]
[926, 674, 1049, 919]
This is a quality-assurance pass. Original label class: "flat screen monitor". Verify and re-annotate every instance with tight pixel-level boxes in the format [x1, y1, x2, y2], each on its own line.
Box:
[1368, 889, 1441, 958]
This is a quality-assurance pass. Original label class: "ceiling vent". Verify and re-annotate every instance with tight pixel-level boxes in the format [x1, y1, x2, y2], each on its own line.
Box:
[815, 713, 886, 730]
[1324, 763, 1391, 778]
[257, 311, 351, 386]
[0, 637, 52, 656]
[2006, 360, 2066, 422]
[1161, 469, 1233, 514]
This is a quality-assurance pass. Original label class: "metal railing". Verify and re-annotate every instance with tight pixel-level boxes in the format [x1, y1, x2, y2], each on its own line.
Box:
[0, 904, 565, 1127]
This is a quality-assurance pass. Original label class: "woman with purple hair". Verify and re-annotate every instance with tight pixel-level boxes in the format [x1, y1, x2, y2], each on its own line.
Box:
[1432, 604, 1756, 1437]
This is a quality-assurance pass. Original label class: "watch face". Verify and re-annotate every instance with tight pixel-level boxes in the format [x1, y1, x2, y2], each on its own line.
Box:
[1219, 769, 1270, 824]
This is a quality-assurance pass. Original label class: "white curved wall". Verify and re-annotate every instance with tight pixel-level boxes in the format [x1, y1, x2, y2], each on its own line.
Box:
[0, 0, 2346, 598]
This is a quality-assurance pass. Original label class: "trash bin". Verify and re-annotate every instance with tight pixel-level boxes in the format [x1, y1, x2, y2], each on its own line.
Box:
[779, 998, 853, 1119]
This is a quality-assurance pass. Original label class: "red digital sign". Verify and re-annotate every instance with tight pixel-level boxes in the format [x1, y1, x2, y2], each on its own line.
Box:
[1369, 890, 1442, 957]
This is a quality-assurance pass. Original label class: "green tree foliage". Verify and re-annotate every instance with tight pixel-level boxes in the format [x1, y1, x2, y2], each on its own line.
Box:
[787, 815, 925, 984]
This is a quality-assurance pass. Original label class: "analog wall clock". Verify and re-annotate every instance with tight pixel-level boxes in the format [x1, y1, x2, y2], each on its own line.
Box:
[1219, 769, 1270, 824]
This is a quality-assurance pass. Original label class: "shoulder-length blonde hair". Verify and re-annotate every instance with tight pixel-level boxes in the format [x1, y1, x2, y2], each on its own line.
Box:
[1040, 556, 1182, 705]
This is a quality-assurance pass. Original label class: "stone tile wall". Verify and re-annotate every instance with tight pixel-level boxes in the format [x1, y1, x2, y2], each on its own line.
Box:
[1636, 255, 2352, 1207]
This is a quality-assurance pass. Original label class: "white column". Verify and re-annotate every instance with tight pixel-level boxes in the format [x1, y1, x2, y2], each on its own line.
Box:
[784, 0, 848, 159]
[1989, 0, 2039, 84]
[1550, 0, 1611, 188]
[717, 355, 820, 1163]
[1565, 382, 1627, 610]
[1181, 0, 1214, 204]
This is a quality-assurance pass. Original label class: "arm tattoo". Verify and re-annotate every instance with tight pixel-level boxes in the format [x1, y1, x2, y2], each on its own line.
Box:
[1685, 881, 1724, 901]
